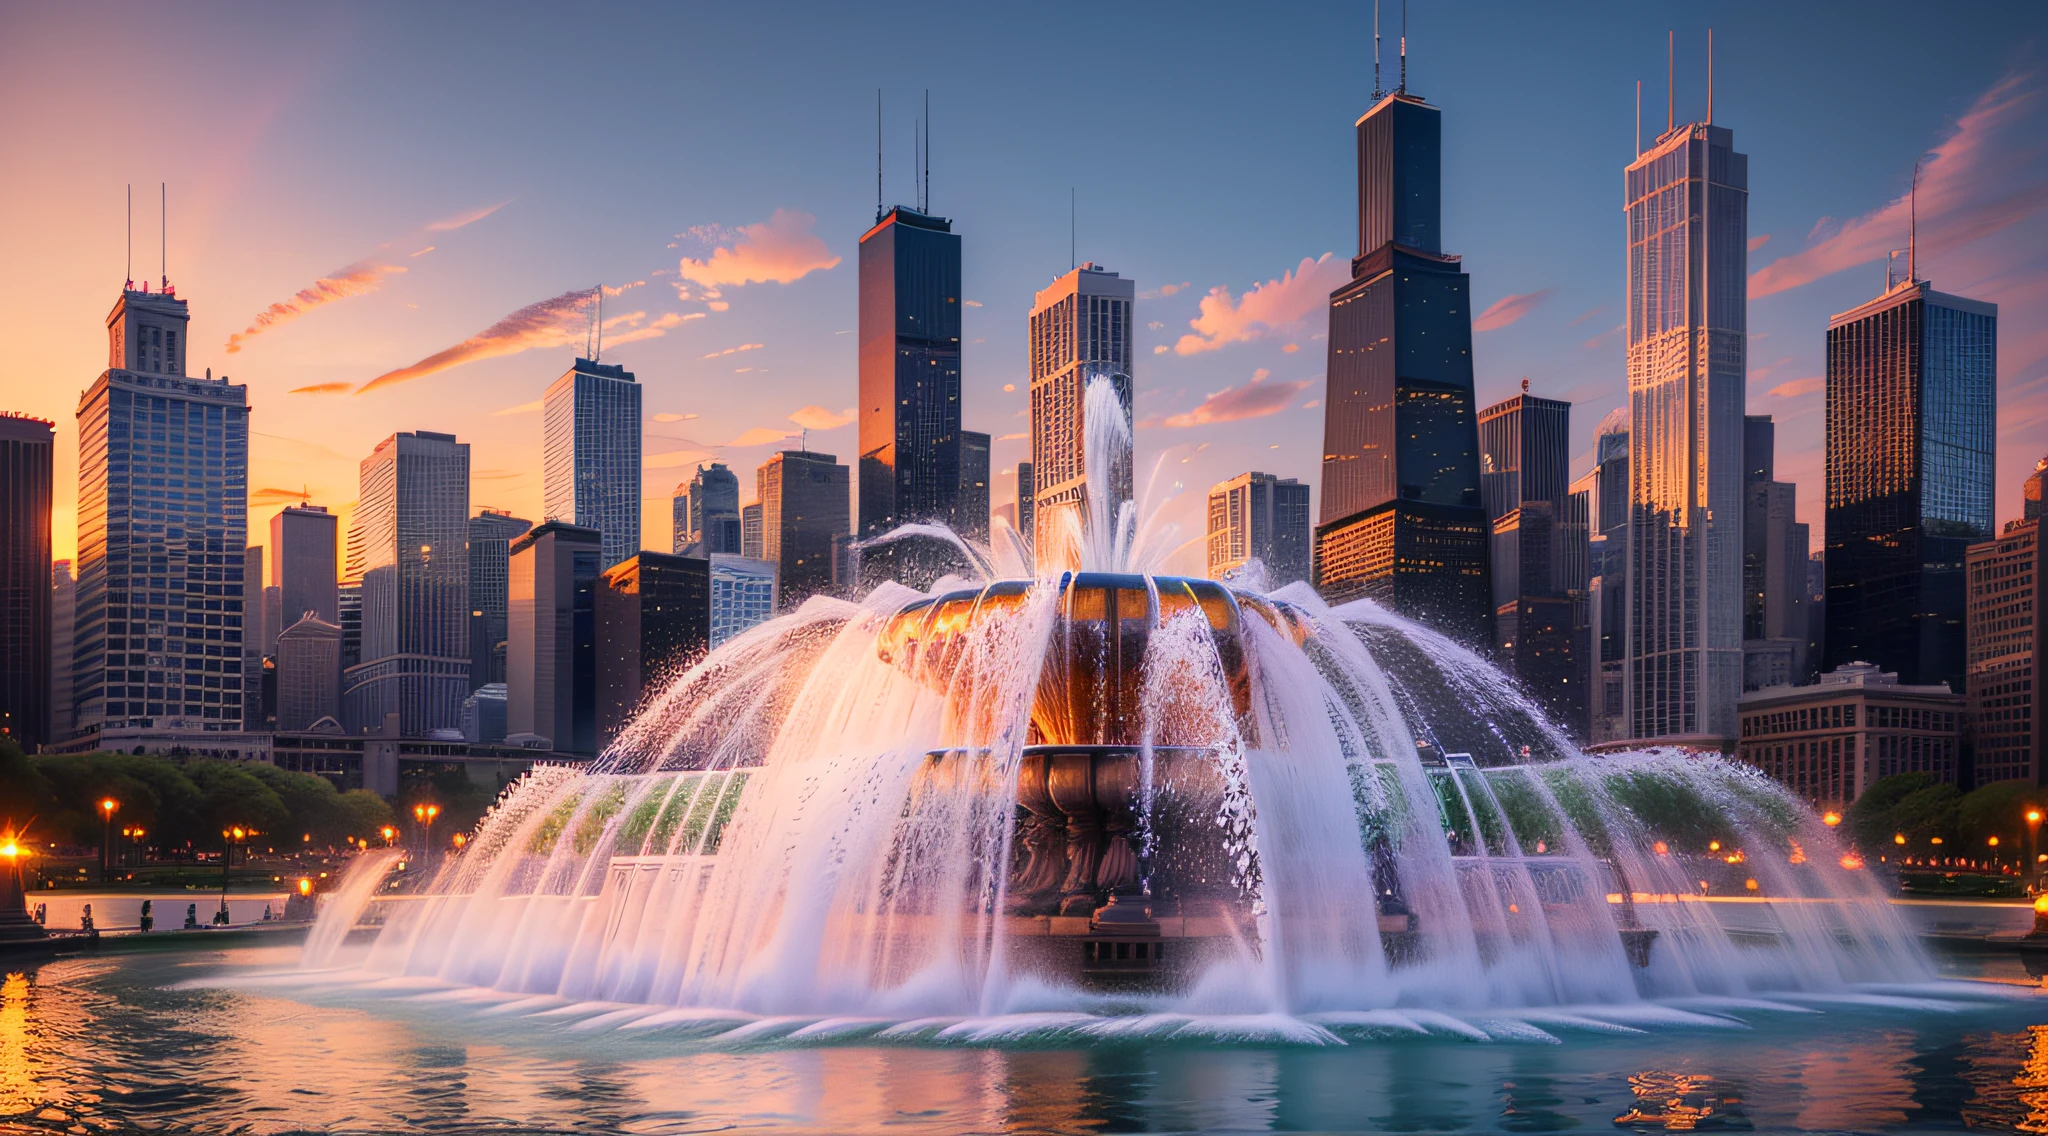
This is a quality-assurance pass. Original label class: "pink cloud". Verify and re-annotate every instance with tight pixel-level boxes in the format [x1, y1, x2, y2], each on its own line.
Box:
[356, 284, 663, 394]
[1173, 254, 1349, 355]
[225, 260, 406, 352]
[787, 405, 855, 431]
[1768, 377, 1824, 399]
[1144, 369, 1313, 428]
[678, 209, 840, 288]
[726, 426, 796, 448]
[288, 382, 352, 395]
[1751, 71, 2046, 298]
[1748, 234, 1771, 252]
[1472, 287, 1552, 332]
[426, 199, 512, 232]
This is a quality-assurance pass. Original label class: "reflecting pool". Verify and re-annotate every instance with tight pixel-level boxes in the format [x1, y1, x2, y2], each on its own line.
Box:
[8, 946, 2048, 1134]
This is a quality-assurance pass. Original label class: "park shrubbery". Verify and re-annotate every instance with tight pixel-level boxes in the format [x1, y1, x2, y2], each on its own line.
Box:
[0, 740, 394, 853]
[1844, 772, 2042, 862]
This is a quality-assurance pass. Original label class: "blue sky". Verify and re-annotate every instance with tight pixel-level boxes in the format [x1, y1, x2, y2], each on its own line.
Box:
[2, 1, 2041, 570]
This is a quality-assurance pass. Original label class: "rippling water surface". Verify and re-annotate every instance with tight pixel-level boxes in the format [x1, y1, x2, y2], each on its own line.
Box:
[10, 947, 2048, 1134]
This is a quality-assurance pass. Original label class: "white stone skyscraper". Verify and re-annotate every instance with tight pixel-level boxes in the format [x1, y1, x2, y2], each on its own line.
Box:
[1623, 105, 1749, 744]
[343, 430, 470, 735]
[543, 357, 642, 570]
[73, 285, 252, 735]
[1028, 263, 1134, 563]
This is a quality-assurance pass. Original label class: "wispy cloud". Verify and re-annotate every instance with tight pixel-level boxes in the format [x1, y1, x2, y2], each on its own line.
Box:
[788, 406, 856, 431]
[1769, 377, 1825, 399]
[288, 382, 353, 395]
[726, 426, 796, 447]
[356, 283, 671, 394]
[1582, 323, 1625, 352]
[426, 199, 512, 232]
[491, 399, 544, 416]
[226, 260, 406, 353]
[677, 209, 840, 288]
[997, 431, 1026, 441]
[652, 412, 699, 423]
[410, 246, 435, 258]
[250, 486, 313, 506]
[1750, 71, 2046, 298]
[1748, 234, 1771, 252]
[702, 342, 764, 359]
[1472, 287, 1552, 332]
[1174, 255, 1348, 355]
[1143, 369, 1313, 428]
[1570, 305, 1607, 327]
[1140, 281, 1192, 300]
[964, 299, 983, 308]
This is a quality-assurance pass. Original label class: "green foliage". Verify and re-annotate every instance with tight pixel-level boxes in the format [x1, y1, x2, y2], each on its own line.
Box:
[1845, 772, 1959, 853]
[398, 767, 502, 839]
[1957, 780, 2042, 858]
[1487, 769, 1562, 853]
[1603, 769, 1722, 854]
[337, 790, 397, 840]
[186, 762, 292, 843]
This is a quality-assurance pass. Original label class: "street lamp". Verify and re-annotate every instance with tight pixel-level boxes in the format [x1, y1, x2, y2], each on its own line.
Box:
[99, 799, 118, 883]
[1822, 812, 1842, 828]
[413, 803, 440, 864]
[380, 826, 396, 848]
[217, 826, 249, 925]
[2028, 809, 2044, 884]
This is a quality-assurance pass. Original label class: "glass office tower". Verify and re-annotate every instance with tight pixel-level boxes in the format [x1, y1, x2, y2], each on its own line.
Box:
[858, 205, 962, 585]
[467, 509, 532, 691]
[344, 430, 470, 735]
[1825, 279, 1997, 696]
[0, 414, 53, 746]
[543, 357, 642, 571]
[1315, 89, 1490, 642]
[1028, 263, 1135, 559]
[74, 287, 251, 734]
[1623, 118, 1749, 743]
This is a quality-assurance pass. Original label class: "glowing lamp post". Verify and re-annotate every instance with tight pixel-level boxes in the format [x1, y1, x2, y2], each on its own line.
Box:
[2029, 809, 2044, 883]
[381, 826, 396, 848]
[1822, 811, 1841, 828]
[217, 826, 248, 926]
[412, 803, 440, 860]
[99, 798, 118, 882]
[0, 835, 44, 944]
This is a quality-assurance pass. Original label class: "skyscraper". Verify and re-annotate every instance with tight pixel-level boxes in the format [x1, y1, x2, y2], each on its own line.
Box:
[275, 613, 342, 732]
[1315, 86, 1490, 641]
[0, 414, 53, 746]
[242, 545, 265, 729]
[672, 462, 741, 555]
[1206, 471, 1312, 587]
[710, 554, 777, 647]
[741, 502, 764, 561]
[858, 203, 962, 584]
[507, 521, 601, 754]
[959, 430, 991, 543]
[467, 509, 532, 691]
[74, 286, 251, 734]
[543, 357, 643, 570]
[50, 560, 74, 742]
[1479, 386, 1581, 732]
[1583, 409, 1630, 743]
[270, 503, 339, 628]
[1740, 416, 1811, 691]
[1477, 387, 1570, 523]
[1015, 461, 1036, 549]
[1966, 503, 2042, 785]
[760, 450, 849, 609]
[344, 430, 469, 735]
[1825, 278, 1997, 696]
[1028, 264, 1135, 561]
[596, 551, 710, 749]
[1621, 108, 1749, 744]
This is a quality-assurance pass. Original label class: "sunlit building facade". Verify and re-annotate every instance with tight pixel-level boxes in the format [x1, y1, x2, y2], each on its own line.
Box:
[1965, 488, 2043, 784]
[1622, 118, 1749, 744]
[1824, 279, 1998, 697]
[1315, 90, 1489, 642]
[1206, 471, 1311, 587]
[1029, 263, 1135, 560]
[74, 287, 251, 735]
[543, 357, 642, 571]
[344, 430, 470, 735]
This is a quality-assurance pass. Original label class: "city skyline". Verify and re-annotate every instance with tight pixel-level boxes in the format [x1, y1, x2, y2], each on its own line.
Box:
[4, 4, 2041, 583]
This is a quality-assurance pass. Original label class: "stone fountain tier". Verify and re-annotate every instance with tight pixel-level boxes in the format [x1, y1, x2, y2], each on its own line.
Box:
[876, 572, 1311, 749]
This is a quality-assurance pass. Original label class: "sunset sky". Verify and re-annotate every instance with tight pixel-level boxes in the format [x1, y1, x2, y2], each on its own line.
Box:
[2, 2, 2041, 573]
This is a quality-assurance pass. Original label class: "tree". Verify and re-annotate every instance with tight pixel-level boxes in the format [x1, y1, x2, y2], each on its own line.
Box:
[337, 790, 397, 843]
[1846, 773, 1959, 854]
[185, 762, 290, 845]
[1958, 781, 2040, 865]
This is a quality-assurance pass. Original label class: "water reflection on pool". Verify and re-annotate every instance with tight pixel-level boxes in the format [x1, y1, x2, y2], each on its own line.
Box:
[9, 948, 2048, 1133]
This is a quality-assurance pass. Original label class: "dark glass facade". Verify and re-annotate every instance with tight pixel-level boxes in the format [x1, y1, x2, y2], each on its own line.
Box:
[1316, 92, 1489, 642]
[467, 509, 532, 691]
[760, 450, 848, 609]
[596, 551, 710, 750]
[1825, 282, 1997, 696]
[508, 522, 601, 755]
[1478, 392, 1571, 522]
[959, 430, 991, 543]
[0, 415, 53, 746]
[858, 206, 962, 587]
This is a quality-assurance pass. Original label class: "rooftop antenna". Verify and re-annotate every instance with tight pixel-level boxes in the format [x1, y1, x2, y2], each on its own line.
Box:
[1070, 187, 1076, 271]
[1398, 0, 1407, 92]
[923, 88, 931, 212]
[1373, 0, 1382, 99]
[125, 184, 133, 290]
[914, 117, 921, 212]
[1706, 28, 1714, 124]
[595, 284, 603, 360]
[1635, 80, 1642, 156]
[159, 182, 167, 292]
[584, 288, 595, 358]
[875, 89, 883, 221]
[1909, 154, 1922, 284]
[1666, 31, 1675, 135]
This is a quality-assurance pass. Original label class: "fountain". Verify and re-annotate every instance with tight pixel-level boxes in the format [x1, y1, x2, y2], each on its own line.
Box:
[330, 378, 1931, 1024]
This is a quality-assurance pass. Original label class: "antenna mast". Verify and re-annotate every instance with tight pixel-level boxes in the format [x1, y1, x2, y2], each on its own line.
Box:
[923, 88, 931, 212]
[1666, 31, 1675, 135]
[595, 284, 603, 360]
[1398, 0, 1407, 92]
[1706, 28, 1714, 124]
[1070, 187, 1076, 271]
[1635, 81, 1642, 156]
[160, 182, 167, 292]
[1373, 0, 1382, 99]
[125, 184, 132, 289]
[1909, 155, 1922, 284]
[875, 89, 883, 220]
